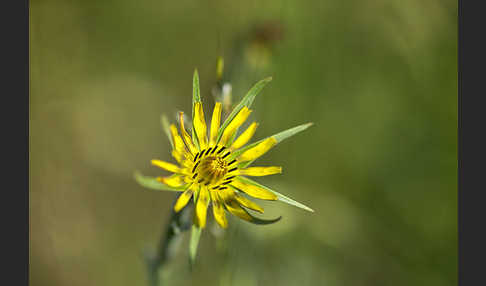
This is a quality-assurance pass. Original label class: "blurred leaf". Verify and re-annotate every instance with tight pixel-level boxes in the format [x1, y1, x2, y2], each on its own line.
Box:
[216, 77, 272, 143]
[238, 176, 314, 213]
[160, 114, 173, 149]
[134, 171, 187, 192]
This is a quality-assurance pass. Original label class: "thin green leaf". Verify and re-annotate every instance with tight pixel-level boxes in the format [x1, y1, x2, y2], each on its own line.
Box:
[216, 77, 272, 143]
[189, 225, 202, 267]
[229, 122, 314, 163]
[134, 171, 187, 192]
[160, 114, 173, 149]
[237, 176, 314, 213]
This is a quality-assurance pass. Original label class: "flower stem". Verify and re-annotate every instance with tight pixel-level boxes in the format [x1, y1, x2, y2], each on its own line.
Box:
[146, 194, 192, 286]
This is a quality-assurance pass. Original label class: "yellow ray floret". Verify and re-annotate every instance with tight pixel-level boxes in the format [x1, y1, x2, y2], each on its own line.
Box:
[220, 106, 252, 146]
[193, 102, 208, 150]
[157, 174, 184, 187]
[231, 122, 259, 150]
[195, 187, 210, 228]
[238, 137, 278, 162]
[233, 193, 264, 213]
[236, 166, 282, 177]
[211, 191, 228, 228]
[231, 178, 277, 200]
[224, 200, 253, 222]
[151, 159, 185, 174]
[179, 112, 197, 155]
[174, 188, 194, 212]
[209, 102, 222, 146]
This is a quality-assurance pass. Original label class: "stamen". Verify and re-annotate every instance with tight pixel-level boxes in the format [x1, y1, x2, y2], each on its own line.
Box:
[221, 180, 232, 185]
[218, 186, 227, 190]
[210, 146, 218, 155]
[228, 167, 237, 173]
[225, 175, 235, 181]
[198, 178, 205, 184]
[227, 159, 237, 166]
[192, 173, 198, 179]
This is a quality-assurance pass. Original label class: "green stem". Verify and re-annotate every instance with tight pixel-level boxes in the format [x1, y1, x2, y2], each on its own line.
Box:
[146, 194, 192, 286]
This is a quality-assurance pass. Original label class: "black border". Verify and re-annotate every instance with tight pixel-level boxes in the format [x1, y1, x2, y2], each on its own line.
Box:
[458, 0, 486, 285]
[2, 0, 29, 284]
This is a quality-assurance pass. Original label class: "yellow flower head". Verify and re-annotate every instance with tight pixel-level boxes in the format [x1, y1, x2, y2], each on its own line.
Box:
[147, 70, 313, 229]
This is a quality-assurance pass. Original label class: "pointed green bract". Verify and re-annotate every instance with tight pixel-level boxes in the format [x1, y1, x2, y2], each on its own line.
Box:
[191, 69, 201, 150]
[216, 77, 272, 143]
[189, 225, 202, 267]
[192, 69, 201, 117]
[134, 171, 188, 192]
[230, 122, 314, 164]
[161, 114, 174, 149]
[273, 122, 314, 143]
[237, 176, 314, 213]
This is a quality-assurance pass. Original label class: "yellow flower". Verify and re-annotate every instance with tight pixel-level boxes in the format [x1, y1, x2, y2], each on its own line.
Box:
[146, 71, 313, 229]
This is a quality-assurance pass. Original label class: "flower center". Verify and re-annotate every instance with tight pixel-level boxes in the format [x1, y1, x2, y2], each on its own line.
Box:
[191, 145, 238, 187]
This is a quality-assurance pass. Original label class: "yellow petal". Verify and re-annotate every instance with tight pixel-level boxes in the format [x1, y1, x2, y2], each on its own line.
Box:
[238, 137, 277, 162]
[179, 112, 197, 155]
[169, 124, 192, 164]
[224, 200, 252, 222]
[170, 124, 188, 154]
[236, 166, 282, 177]
[209, 102, 222, 146]
[151, 159, 183, 174]
[231, 178, 277, 200]
[211, 191, 228, 228]
[195, 187, 210, 228]
[234, 193, 264, 213]
[193, 102, 208, 150]
[231, 122, 259, 150]
[174, 188, 194, 212]
[156, 174, 184, 187]
[220, 107, 252, 146]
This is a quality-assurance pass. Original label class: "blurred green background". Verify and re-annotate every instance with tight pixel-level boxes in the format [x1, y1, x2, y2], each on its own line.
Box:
[30, 0, 457, 285]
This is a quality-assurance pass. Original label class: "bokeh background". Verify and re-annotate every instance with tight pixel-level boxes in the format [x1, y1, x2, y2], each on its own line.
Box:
[30, 0, 457, 285]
